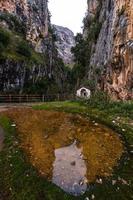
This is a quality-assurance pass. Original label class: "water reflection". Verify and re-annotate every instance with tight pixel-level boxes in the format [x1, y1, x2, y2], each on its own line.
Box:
[52, 141, 88, 196]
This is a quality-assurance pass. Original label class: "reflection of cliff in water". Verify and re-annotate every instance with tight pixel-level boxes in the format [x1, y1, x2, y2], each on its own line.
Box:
[52, 141, 87, 196]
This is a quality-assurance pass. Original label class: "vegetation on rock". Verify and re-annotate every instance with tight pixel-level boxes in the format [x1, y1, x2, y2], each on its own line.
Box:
[0, 12, 26, 36]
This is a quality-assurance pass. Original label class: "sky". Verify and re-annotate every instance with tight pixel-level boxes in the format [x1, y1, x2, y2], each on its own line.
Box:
[48, 0, 87, 35]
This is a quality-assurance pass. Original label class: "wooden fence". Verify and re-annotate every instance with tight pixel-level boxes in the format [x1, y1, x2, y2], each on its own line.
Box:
[0, 94, 74, 103]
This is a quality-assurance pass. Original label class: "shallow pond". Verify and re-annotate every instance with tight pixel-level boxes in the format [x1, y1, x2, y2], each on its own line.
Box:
[6, 109, 124, 196]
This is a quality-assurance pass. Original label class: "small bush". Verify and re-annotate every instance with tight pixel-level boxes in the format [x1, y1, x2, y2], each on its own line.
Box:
[0, 28, 11, 48]
[17, 41, 32, 58]
[83, 79, 96, 91]
[87, 91, 111, 109]
[109, 101, 133, 118]
[0, 13, 26, 35]
[0, 43, 4, 52]
[88, 21, 102, 42]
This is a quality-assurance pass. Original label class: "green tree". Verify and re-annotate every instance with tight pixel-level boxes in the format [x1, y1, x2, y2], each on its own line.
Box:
[70, 33, 90, 87]
[71, 33, 87, 66]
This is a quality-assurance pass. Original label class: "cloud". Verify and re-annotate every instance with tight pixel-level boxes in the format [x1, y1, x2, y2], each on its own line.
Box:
[48, 0, 87, 35]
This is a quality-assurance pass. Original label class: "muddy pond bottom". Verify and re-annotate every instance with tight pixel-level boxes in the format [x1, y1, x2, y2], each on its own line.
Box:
[52, 141, 87, 196]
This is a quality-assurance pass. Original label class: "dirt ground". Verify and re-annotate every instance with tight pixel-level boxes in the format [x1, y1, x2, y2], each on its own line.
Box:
[4, 108, 124, 183]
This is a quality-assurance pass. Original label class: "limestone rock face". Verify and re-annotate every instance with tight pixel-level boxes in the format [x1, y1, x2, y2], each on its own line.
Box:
[0, 0, 49, 51]
[53, 25, 75, 65]
[85, 0, 133, 100]
[0, 0, 67, 93]
[0, 0, 16, 13]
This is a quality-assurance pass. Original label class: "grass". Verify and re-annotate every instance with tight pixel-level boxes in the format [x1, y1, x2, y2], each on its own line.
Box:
[0, 27, 43, 65]
[0, 100, 133, 200]
[33, 101, 87, 112]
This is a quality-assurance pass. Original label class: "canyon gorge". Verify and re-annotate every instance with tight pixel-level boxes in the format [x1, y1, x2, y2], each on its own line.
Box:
[0, 1, 133, 199]
[0, 0, 133, 100]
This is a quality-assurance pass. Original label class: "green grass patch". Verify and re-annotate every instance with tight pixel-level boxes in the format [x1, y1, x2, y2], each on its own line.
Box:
[33, 101, 87, 112]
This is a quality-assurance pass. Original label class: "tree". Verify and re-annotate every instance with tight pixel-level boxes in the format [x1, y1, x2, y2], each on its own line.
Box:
[70, 33, 90, 87]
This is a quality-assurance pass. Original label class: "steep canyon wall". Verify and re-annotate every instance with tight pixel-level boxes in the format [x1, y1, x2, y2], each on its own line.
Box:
[85, 0, 133, 100]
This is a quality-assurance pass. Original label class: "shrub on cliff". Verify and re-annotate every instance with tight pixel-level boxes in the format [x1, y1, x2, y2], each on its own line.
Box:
[0, 13, 26, 36]
[16, 41, 32, 58]
[0, 28, 11, 48]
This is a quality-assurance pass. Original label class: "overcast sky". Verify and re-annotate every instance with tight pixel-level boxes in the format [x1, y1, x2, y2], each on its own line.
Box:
[48, 0, 87, 35]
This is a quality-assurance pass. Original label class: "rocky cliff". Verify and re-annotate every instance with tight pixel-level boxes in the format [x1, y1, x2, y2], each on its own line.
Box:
[0, 0, 49, 51]
[0, 0, 66, 94]
[84, 0, 133, 100]
[53, 25, 75, 65]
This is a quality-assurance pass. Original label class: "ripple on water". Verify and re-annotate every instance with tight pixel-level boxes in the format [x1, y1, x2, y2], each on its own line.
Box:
[52, 141, 88, 196]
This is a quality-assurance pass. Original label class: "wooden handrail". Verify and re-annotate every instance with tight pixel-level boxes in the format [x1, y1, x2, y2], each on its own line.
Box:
[0, 94, 74, 103]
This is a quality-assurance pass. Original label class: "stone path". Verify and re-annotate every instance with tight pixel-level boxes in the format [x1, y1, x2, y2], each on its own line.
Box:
[0, 103, 43, 113]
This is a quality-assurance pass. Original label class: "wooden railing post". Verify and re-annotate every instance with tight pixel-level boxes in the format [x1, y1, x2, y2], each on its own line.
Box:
[26, 95, 28, 102]
[42, 94, 45, 102]
[9, 95, 12, 103]
[57, 94, 60, 101]
[19, 96, 21, 103]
